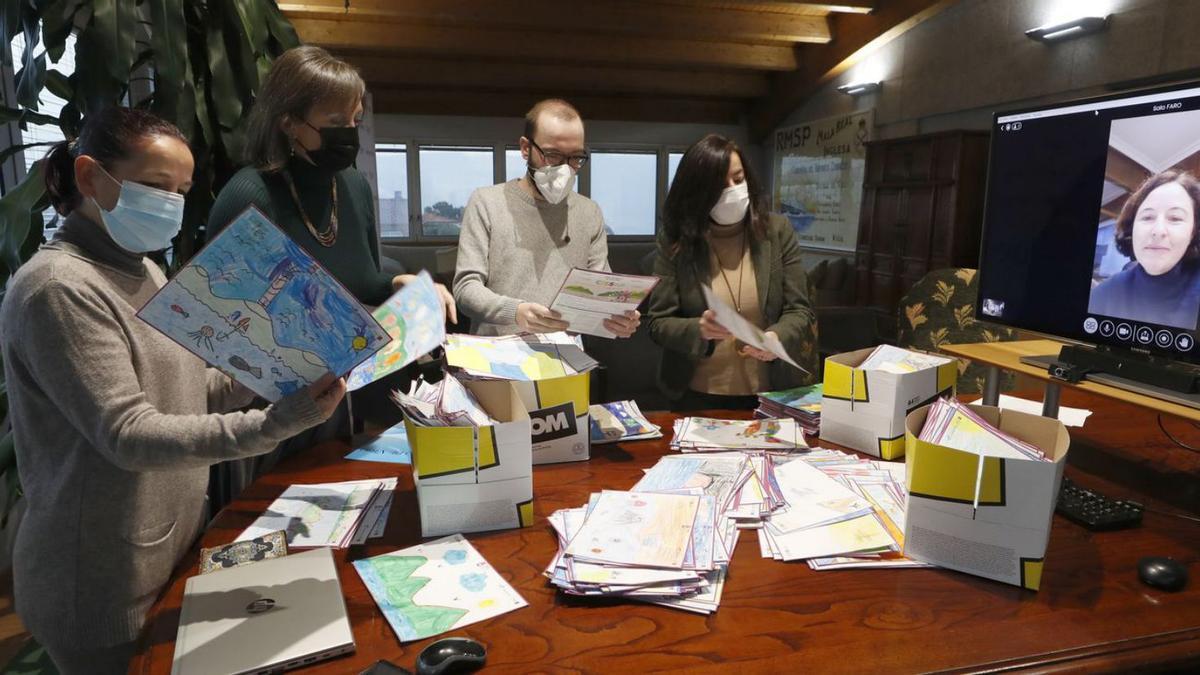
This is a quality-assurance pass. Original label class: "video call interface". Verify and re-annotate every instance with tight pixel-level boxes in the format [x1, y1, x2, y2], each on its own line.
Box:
[977, 83, 1200, 364]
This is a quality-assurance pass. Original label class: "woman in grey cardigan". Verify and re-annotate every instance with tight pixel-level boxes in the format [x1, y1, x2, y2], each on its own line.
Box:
[0, 108, 345, 674]
[646, 134, 815, 410]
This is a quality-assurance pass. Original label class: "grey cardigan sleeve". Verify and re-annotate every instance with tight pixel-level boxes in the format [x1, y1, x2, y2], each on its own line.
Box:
[453, 190, 521, 327]
[19, 281, 327, 472]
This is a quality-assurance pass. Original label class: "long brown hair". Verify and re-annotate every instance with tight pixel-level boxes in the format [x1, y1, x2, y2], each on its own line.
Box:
[43, 107, 186, 216]
[243, 45, 365, 172]
[661, 133, 767, 276]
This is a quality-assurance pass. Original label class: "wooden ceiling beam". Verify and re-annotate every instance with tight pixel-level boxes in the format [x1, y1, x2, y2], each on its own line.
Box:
[747, 0, 952, 140]
[371, 88, 747, 125]
[292, 17, 800, 71]
[651, 1, 874, 16]
[281, 0, 831, 45]
[350, 56, 771, 99]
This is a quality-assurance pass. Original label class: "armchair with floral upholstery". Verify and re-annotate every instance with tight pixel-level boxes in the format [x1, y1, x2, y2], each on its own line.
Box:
[897, 268, 1017, 393]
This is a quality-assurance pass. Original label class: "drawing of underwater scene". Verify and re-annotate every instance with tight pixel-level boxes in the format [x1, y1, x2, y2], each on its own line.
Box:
[352, 533, 527, 642]
[346, 270, 446, 391]
[137, 207, 389, 401]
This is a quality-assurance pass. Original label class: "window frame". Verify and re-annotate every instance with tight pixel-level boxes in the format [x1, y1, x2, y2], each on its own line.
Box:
[376, 138, 691, 245]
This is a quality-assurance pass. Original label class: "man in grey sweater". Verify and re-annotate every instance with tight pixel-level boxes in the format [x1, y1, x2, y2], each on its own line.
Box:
[453, 99, 640, 337]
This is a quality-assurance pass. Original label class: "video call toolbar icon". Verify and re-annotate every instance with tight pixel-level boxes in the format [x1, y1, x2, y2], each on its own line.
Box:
[1083, 317, 1098, 334]
[1136, 327, 1154, 345]
[1156, 330, 1174, 348]
[1177, 334, 1194, 352]
[1099, 320, 1115, 337]
[1116, 323, 1132, 340]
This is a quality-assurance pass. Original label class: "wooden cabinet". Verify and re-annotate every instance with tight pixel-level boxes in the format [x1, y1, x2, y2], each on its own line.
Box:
[854, 130, 990, 313]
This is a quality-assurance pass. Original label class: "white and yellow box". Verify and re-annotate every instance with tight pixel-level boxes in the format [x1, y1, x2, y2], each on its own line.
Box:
[405, 379, 535, 537]
[445, 334, 593, 465]
[903, 404, 1069, 591]
[512, 372, 591, 465]
[820, 347, 959, 459]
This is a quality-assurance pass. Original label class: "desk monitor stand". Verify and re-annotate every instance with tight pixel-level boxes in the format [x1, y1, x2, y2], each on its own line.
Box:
[1020, 354, 1200, 411]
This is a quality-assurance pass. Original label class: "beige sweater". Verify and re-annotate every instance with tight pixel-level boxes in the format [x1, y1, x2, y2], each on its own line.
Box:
[0, 213, 327, 647]
[453, 179, 611, 335]
[690, 220, 768, 395]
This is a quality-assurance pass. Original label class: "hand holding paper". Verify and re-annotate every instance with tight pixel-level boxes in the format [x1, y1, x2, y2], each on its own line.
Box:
[700, 284, 807, 373]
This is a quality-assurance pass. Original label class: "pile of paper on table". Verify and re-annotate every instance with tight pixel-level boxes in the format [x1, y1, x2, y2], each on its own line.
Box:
[756, 383, 822, 435]
[756, 449, 931, 570]
[236, 478, 397, 549]
[589, 400, 662, 444]
[669, 417, 808, 453]
[821, 344, 958, 459]
[904, 398, 1067, 590]
[394, 373, 534, 537]
[446, 332, 598, 464]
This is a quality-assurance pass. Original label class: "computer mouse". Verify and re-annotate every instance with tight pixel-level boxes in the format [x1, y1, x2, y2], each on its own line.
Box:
[1137, 556, 1188, 592]
[415, 637, 486, 675]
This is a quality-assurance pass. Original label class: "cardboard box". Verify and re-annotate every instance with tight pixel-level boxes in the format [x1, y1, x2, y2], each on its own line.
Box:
[902, 404, 1069, 590]
[405, 379, 534, 537]
[513, 372, 592, 465]
[819, 347, 958, 459]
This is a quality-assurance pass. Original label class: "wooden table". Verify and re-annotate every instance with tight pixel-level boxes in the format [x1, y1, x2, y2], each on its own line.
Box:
[942, 339, 1200, 423]
[131, 393, 1200, 674]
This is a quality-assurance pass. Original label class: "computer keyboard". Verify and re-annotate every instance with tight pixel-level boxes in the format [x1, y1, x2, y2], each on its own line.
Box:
[1056, 476, 1143, 531]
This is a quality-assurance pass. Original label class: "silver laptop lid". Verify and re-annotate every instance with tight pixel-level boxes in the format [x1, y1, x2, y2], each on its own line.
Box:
[172, 547, 355, 675]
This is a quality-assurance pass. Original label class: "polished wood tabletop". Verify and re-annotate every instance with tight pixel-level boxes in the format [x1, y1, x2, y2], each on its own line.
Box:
[131, 391, 1200, 674]
[942, 339, 1200, 423]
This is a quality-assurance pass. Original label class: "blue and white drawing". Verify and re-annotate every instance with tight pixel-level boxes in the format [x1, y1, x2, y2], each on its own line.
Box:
[137, 206, 390, 401]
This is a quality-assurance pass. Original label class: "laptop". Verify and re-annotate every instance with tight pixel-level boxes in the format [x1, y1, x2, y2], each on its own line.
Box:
[172, 547, 355, 675]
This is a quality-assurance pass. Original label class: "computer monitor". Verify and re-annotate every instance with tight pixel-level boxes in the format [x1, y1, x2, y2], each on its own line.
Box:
[977, 80, 1200, 390]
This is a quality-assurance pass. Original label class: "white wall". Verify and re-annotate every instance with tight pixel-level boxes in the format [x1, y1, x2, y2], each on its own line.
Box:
[770, 0, 1200, 267]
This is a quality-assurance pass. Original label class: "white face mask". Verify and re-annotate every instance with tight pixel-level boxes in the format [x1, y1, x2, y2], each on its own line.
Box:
[710, 182, 750, 225]
[92, 166, 185, 253]
[531, 163, 575, 205]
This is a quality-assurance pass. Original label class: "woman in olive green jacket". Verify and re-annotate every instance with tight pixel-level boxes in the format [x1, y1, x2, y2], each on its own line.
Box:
[646, 134, 815, 410]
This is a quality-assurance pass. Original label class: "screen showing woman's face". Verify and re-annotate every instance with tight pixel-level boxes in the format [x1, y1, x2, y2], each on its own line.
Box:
[1133, 181, 1195, 275]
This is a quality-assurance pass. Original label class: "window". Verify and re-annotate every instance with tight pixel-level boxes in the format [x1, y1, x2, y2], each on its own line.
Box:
[418, 146, 492, 237]
[505, 148, 525, 183]
[375, 144, 408, 237]
[9, 33, 76, 230]
[589, 151, 656, 235]
[668, 152, 684, 189]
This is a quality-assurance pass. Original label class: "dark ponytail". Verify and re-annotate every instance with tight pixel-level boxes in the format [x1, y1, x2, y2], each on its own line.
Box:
[42, 107, 187, 216]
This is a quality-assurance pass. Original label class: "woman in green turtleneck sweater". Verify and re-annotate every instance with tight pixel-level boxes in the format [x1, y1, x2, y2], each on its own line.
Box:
[206, 46, 454, 500]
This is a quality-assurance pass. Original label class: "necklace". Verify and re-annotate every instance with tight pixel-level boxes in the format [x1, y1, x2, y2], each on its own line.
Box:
[282, 170, 338, 247]
[715, 230, 747, 313]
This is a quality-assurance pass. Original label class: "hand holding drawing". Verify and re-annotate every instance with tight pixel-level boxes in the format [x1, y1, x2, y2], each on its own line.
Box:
[392, 274, 457, 325]
[699, 309, 733, 341]
[517, 302, 570, 332]
[740, 332, 780, 362]
[305, 373, 347, 420]
[603, 309, 641, 338]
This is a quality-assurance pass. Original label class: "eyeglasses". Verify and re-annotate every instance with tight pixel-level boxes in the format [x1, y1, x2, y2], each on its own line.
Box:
[528, 138, 589, 170]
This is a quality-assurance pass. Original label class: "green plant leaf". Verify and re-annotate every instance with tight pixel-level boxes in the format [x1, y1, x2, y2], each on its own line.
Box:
[0, 0, 21, 49]
[147, 0, 187, 126]
[0, 141, 56, 167]
[205, 4, 242, 129]
[44, 68, 71, 99]
[92, 0, 137, 89]
[0, 161, 46, 278]
[263, 0, 299, 50]
[41, 0, 87, 63]
[15, 52, 48, 111]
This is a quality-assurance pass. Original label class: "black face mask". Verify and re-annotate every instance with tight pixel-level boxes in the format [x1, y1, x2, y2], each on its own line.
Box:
[301, 122, 360, 172]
